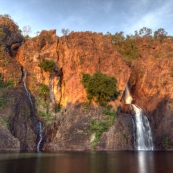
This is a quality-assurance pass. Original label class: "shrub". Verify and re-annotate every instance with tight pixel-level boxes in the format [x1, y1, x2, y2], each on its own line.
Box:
[164, 137, 169, 149]
[102, 105, 116, 126]
[81, 71, 120, 106]
[89, 120, 108, 149]
[55, 103, 62, 113]
[0, 94, 8, 110]
[0, 75, 14, 89]
[89, 105, 116, 150]
[83, 101, 90, 109]
[38, 59, 56, 73]
[38, 83, 49, 100]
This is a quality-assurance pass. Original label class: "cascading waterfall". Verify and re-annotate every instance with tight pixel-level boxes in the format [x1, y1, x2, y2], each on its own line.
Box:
[124, 85, 154, 150]
[37, 122, 43, 152]
[22, 68, 43, 152]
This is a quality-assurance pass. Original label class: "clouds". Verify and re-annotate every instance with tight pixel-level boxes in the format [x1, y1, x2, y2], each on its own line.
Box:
[124, 0, 173, 35]
[0, 0, 173, 36]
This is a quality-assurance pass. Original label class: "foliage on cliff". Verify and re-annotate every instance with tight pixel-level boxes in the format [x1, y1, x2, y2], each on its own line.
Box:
[81, 71, 120, 106]
[89, 105, 116, 149]
[106, 27, 171, 66]
[38, 83, 49, 100]
[38, 58, 56, 73]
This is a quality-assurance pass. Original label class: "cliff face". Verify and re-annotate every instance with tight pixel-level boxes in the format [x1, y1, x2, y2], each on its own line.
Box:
[130, 38, 173, 149]
[15, 30, 132, 150]
[0, 17, 37, 150]
[3, 16, 173, 151]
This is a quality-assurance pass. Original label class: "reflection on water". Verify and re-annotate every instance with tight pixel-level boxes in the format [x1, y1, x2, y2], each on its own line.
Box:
[137, 151, 154, 173]
[0, 151, 173, 173]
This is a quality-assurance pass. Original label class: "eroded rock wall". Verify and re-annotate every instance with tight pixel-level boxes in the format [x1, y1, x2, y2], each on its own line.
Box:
[130, 39, 173, 149]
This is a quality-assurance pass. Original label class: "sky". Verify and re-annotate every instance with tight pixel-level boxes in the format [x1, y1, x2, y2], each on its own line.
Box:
[0, 0, 173, 37]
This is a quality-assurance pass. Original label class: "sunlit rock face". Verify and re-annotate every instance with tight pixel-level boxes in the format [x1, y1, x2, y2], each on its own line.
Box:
[0, 17, 37, 151]
[130, 41, 173, 149]
[15, 30, 132, 150]
[16, 31, 131, 108]
[0, 17, 23, 56]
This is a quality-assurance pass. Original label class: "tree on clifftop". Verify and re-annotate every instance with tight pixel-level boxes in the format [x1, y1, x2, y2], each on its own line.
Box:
[154, 28, 167, 43]
[61, 28, 70, 36]
[22, 25, 32, 39]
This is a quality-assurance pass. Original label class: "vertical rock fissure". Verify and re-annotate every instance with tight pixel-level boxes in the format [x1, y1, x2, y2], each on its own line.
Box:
[21, 67, 44, 152]
[58, 68, 63, 107]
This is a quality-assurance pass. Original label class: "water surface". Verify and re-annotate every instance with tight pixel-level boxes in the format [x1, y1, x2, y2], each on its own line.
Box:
[0, 151, 172, 173]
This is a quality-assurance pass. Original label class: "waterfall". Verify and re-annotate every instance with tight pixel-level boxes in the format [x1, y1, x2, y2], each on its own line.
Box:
[132, 105, 153, 150]
[124, 85, 154, 150]
[22, 68, 43, 152]
[37, 122, 43, 152]
[22, 69, 34, 109]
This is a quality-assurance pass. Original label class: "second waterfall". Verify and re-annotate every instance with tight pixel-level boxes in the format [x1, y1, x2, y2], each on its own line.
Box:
[124, 85, 154, 150]
[22, 68, 43, 152]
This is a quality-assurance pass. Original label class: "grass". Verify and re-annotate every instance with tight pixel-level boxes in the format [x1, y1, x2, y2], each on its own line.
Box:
[164, 137, 169, 149]
[55, 103, 62, 113]
[83, 101, 90, 109]
[89, 105, 116, 149]
[0, 117, 9, 129]
[0, 94, 8, 111]
[0, 76, 15, 89]
[89, 120, 108, 149]
[38, 110, 51, 125]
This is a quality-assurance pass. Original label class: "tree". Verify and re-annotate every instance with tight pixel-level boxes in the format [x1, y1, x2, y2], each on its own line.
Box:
[105, 31, 111, 36]
[35, 31, 40, 36]
[154, 28, 167, 43]
[111, 31, 125, 44]
[38, 58, 56, 73]
[81, 71, 120, 106]
[22, 25, 32, 37]
[139, 27, 152, 37]
[0, 14, 11, 18]
[61, 29, 70, 36]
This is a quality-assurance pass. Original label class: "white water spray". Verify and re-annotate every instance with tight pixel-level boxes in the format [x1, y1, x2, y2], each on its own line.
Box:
[124, 85, 154, 150]
[22, 68, 43, 152]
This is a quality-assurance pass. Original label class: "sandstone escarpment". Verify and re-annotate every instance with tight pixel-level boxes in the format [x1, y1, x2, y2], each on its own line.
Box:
[129, 39, 173, 149]
[15, 30, 132, 150]
[0, 17, 37, 150]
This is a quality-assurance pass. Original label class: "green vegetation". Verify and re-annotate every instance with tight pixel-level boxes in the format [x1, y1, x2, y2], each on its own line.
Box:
[164, 137, 169, 149]
[0, 75, 14, 89]
[105, 27, 170, 66]
[83, 101, 90, 109]
[0, 117, 9, 128]
[170, 72, 173, 77]
[38, 58, 56, 73]
[0, 94, 8, 110]
[38, 83, 49, 100]
[38, 110, 51, 125]
[102, 105, 116, 126]
[55, 103, 62, 113]
[89, 120, 108, 149]
[123, 133, 130, 143]
[35, 96, 47, 107]
[61, 28, 70, 36]
[81, 71, 120, 106]
[89, 105, 116, 149]
[154, 28, 167, 43]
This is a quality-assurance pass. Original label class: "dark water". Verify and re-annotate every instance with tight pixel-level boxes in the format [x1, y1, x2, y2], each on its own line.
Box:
[0, 151, 173, 173]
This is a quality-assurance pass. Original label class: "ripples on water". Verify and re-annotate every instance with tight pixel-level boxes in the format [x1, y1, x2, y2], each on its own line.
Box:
[0, 151, 173, 173]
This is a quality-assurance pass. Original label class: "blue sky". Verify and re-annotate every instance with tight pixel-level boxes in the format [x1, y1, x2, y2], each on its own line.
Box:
[0, 0, 173, 37]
